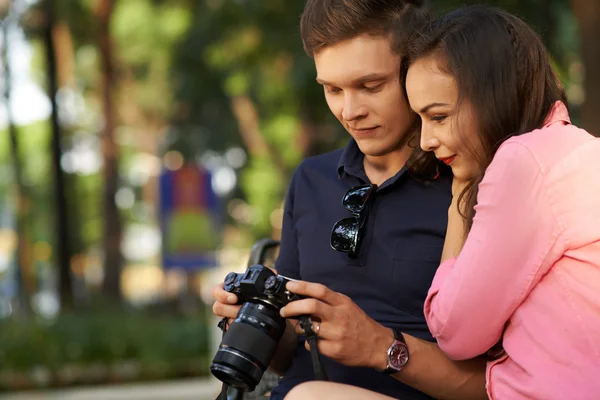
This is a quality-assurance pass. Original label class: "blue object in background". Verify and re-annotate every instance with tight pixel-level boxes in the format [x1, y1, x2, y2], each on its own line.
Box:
[159, 164, 222, 270]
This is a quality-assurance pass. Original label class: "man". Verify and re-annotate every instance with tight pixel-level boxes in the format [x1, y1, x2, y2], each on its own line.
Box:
[212, 1, 487, 399]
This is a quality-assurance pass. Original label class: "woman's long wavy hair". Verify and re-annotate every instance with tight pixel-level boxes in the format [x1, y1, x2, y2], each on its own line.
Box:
[401, 5, 568, 232]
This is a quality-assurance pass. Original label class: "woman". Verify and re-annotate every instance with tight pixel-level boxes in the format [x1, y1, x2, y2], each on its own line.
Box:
[285, 5, 600, 400]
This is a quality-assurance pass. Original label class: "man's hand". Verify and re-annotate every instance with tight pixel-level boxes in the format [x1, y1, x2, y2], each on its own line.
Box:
[280, 280, 393, 370]
[211, 283, 241, 321]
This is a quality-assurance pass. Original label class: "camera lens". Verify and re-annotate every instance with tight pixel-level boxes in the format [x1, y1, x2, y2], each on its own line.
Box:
[210, 301, 287, 391]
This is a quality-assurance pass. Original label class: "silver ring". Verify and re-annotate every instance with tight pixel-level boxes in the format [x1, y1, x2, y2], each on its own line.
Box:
[313, 321, 321, 335]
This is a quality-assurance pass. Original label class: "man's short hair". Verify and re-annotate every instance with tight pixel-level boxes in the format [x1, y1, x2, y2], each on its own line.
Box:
[300, 0, 432, 57]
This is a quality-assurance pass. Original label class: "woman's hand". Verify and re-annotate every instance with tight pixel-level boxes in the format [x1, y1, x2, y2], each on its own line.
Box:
[441, 177, 469, 262]
[451, 177, 469, 199]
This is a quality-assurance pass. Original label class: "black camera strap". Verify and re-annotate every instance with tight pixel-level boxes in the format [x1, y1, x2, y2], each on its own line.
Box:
[298, 316, 329, 381]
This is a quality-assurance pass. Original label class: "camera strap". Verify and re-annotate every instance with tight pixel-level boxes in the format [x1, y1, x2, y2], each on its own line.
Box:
[298, 316, 329, 381]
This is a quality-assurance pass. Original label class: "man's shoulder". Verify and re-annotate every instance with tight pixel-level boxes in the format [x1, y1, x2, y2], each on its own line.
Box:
[293, 148, 344, 178]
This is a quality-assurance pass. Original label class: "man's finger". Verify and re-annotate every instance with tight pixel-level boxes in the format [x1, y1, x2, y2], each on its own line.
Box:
[212, 302, 241, 319]
[212, 282, 239, 304]
[304, 337, 343, 359]
[280, 298, 331, 319]
[294, 319, 338, 340]
[285, 280, 341, 305]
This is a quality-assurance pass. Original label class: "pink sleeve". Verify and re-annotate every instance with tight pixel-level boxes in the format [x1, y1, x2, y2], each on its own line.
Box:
[424, 141, 563, 360]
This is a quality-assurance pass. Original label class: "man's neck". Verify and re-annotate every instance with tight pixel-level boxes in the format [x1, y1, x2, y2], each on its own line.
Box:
[363, 145, 413, 186]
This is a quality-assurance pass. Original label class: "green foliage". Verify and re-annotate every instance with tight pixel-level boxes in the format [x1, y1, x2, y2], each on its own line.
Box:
[0, 121, 51, 185]
[0, 310, 210, 388]
[112, 0, 192, 119]
[239, 156, 284, 235]
[168, 0, 340, 238]
[0, 121, 54, 243]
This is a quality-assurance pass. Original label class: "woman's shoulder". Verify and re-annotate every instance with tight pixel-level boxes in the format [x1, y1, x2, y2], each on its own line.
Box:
[499, 122, 597, 174]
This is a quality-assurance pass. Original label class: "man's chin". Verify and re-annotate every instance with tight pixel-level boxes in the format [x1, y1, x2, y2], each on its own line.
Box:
[356, 141, 406, 158]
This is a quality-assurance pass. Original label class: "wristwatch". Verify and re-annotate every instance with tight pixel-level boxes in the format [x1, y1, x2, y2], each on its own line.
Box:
[382, 328, 409, 374]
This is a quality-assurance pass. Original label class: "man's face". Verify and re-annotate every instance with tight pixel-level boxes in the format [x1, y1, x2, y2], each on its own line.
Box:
[314, 34, 415, 158]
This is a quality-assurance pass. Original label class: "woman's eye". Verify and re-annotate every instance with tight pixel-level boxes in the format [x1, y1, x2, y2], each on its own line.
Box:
[431, 115, 447, 122]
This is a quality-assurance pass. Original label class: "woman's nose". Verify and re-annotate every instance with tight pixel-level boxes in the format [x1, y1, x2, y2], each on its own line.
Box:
[420, 126, 441, 151]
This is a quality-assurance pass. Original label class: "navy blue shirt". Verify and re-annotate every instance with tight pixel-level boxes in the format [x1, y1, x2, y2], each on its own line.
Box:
[271, 140, 452, 400]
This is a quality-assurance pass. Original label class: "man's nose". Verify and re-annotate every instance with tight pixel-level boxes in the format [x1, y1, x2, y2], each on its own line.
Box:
[341, 93, 367, 121]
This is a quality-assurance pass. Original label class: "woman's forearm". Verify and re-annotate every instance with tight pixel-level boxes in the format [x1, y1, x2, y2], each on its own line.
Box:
[392, 334, 488, 400]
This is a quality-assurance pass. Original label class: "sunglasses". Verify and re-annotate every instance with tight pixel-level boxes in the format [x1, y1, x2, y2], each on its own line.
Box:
[330, 184, 377, 258]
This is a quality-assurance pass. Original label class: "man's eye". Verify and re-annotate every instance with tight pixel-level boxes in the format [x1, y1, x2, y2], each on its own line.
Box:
[364, 83, 383, 92]
[326, 86, 341, 94]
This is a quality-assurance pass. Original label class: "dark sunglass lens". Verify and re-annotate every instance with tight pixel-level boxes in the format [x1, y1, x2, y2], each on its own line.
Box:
[330, 218, 359, 253]
[343, 185, 375, 213]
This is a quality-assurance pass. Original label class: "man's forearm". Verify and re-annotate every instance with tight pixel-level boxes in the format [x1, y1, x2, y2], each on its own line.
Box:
[267, 319, 298, 375]
[393, 334, 487, 400]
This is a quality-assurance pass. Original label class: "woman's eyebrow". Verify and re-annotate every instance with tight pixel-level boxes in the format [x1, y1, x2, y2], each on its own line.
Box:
[419, 102, 450, 113]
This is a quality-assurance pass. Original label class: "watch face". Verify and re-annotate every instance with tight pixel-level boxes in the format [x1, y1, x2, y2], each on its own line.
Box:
[389, 342, 409, 369]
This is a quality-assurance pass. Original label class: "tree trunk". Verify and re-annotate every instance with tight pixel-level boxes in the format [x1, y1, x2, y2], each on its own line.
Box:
[230, 95, 287, 179]
[96, 0, 122, 302]
[570, 0, 600, 135]
[2, 12, 32, 315]
[43, 0, 74, 310]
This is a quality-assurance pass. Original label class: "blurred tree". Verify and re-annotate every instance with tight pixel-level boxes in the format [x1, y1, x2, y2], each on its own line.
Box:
[111, 0, 194, 222]
[171, 0, 344, 241]
[1, 4, 32, 314]
[19, 0, 102, 308]
[43, 0, 74, 309]
[570, 0, 600, 134]
[95, 0, 122, 302]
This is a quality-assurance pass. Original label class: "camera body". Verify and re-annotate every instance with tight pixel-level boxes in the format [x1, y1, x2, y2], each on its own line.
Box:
[223, 264, 302, 308]
[210, 264, 304, 392]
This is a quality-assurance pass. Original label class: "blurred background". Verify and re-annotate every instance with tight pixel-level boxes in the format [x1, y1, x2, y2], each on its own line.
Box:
[0, 0, 597, 398]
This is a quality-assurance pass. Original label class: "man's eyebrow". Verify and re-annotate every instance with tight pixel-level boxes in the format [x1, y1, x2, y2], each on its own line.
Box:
[316, 73, 390, 86]
[419, 102, 450, 113]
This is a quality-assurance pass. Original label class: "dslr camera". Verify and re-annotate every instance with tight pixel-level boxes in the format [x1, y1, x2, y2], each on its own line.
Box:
[210, 264, 303, 392]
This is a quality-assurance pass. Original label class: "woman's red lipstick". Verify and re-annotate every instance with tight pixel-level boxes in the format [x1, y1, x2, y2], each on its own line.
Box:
[439, 155, 456, 165]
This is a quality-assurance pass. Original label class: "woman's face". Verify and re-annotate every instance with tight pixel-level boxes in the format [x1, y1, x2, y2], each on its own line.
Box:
[405, 55, 483, 182]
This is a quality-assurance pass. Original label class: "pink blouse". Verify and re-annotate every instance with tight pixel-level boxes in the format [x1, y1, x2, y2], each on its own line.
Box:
[424, 102, 600, 399]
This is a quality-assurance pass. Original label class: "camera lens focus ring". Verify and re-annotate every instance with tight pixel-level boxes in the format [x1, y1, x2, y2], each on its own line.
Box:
[221, 320, 278, 369]
[211, 348, 263, 391]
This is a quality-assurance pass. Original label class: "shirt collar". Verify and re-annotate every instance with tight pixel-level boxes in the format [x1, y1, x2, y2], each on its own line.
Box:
[337, 139, 364, 179]
[543, 101, 571, 127]
[336, 139, 408, 189]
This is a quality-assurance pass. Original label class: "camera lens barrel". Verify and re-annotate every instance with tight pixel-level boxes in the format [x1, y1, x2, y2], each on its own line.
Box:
[210, 301, 287, 391]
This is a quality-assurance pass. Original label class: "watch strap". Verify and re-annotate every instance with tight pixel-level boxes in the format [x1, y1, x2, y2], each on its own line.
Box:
[382, 328, 408, 375]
